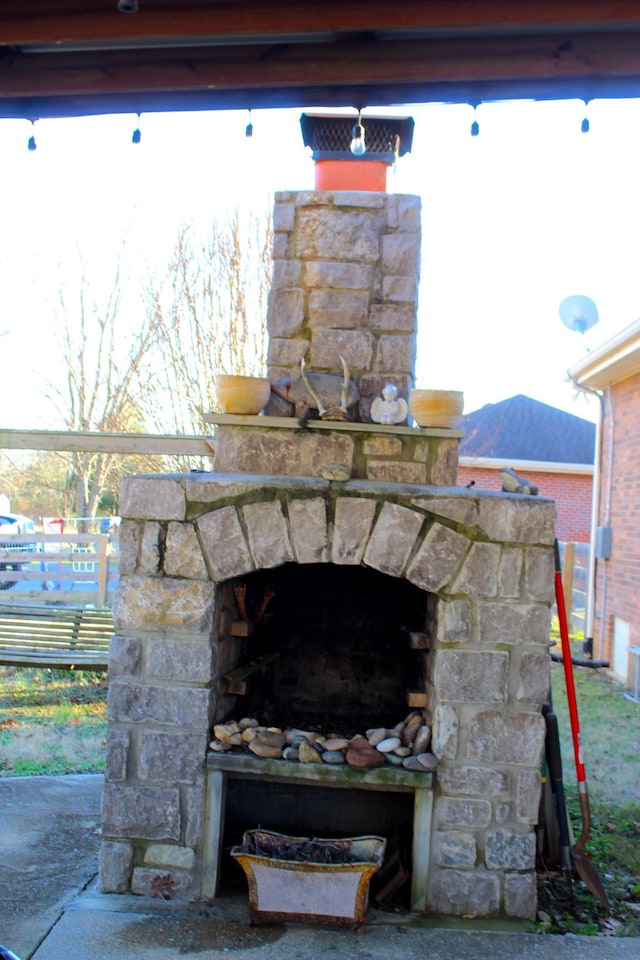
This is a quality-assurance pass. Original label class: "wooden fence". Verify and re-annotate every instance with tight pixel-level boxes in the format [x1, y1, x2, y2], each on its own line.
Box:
[0, 532, 119, 608]
[559, 540, 589, 637]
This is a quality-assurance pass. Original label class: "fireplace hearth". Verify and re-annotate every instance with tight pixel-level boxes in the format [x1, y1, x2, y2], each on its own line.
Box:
[100, 186, 555, 922]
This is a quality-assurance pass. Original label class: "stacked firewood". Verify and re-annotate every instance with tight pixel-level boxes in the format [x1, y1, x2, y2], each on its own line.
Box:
[209, 710, 437, 773]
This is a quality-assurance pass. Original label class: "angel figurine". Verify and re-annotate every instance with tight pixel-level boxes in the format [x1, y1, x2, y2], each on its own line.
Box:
[370, 384, 408, 425]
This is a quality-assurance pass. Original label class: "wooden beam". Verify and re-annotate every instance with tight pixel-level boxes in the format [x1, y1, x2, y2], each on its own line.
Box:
[0, 428, 215, 456]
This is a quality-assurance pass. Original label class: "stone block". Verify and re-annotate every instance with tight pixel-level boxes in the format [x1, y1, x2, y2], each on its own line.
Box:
[308, 289, 369, 328]
[108, 635, 142, 678]
[366, 461, 425, 484]
[295, 208, 383, 263]
[118, 520, 140, 575]
[375, 334, 415, 374]
[430, 439, 459, 486]
[113, 576, 216, 634]
[182, 780, 206, 851]
[185, 475, 267, 506]
[477, 497, 556, 545]
[120, 477, 186, 521]
[363, 436, 403, 456]
[428, 868, 500, 917]
[198, 507, 254, 582]
[396, 195, 422, 232]
[382, 233, 420, 275]
[305, 261, 373, 290]
[524, 546, 555, 602]
[504, 871, 537, 918]
[412, 496, 479, 528]
[331, 497, 376, 564]
[451, 542, 501, 598]
[485, 830, 536, 870]
[105, 729, 129, 782]
[139, 732, 206, 784]
[369, 302, 417, 330]
[478, 601, 550, 647]
[164, 522, 208, 579]
[139, 522, 162, 574]
[242, 500, 294, 569]
[516, 650, 550, 705]
[271, 233, 290, 259]
[102, 782, 181, 841]
[381, 276, 419, 304]
[144, 638, 213, 684]
[213, 428, 354, 479]
[272, 201, 296, 232]
[406, 522, 470, 593]
[516, 769, 542, 823]
[435, 831, 477, 868]
[107, 682, 210, 728]
[436, 650, 508, 703]
[131, 866, 193, 897]
[144, 843, 196, 870]
[436, 599, 472, 645]
[431, 703, 459, 759]
[267, 287, 305, 338]
[467, 710, 545, 766]
[99, 840, 133, 893]
[309, 328, 374, 370]
[288, 497, 328, 563]
[499, 547, 523, 598]
[439, 797, 492, 828]
[267, 337, 309, 367]
[363, 502, 423, 577]
[438, 765, 509, 797]
[333, 191, 386, 209]
[271, 258, 302, 287]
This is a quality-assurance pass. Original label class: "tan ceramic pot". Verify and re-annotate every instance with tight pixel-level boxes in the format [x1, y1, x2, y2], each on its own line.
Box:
[409, 389, 464, 428]
[215, 375, 271, 415]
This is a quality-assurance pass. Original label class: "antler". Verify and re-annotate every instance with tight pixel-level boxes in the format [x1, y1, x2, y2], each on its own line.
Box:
[300, 358, 327, 417]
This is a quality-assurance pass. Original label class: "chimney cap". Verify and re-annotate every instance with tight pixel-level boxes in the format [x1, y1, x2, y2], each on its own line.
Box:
[300, 113, 414, 162]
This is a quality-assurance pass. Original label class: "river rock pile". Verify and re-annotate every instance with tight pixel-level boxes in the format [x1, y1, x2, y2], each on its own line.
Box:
[208, 710, 437, 773]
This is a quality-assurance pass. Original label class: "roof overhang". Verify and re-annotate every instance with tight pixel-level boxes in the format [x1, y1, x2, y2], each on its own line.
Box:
[5, 2, 640, 119]
[569, 319, 640, 391]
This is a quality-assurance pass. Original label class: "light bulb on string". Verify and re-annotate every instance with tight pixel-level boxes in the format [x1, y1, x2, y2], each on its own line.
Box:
[470, 103, 480, 137]
[350, 109, 366, 156]
[27, 119, 37, 152]
[581, 99, 591, 133]
[132, 113, 142, 144]
[245, 109, 253, 138]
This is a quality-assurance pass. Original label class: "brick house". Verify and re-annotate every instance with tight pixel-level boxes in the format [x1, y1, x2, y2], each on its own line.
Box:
[457, 395, 595, 543]
[569, 320, 640, 687]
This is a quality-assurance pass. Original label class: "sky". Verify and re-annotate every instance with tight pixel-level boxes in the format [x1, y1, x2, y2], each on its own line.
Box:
[2, 96, 640, 430]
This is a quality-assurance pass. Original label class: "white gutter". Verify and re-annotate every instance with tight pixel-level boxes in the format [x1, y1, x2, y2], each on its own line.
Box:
[459, 456, 593, 476]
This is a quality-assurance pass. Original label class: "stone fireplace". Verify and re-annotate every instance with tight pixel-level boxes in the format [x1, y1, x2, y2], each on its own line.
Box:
[100, 185, 555, 921]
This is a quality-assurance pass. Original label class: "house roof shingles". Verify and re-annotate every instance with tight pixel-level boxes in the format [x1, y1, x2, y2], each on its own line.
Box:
[458, 394, 595, 464]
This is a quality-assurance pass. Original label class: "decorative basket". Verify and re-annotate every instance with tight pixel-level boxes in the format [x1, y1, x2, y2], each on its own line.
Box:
[230, 829, 386, 925]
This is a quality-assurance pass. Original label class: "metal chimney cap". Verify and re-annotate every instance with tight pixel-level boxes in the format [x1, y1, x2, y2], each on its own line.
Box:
[300, 113, 414, 161]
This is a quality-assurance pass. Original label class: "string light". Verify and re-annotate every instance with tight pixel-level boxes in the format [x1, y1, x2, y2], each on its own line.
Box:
[470, 103, 480, 137]
[350, 109, 366, 155]
[132, 113, 142, 144]
[581, 100, 591, 133]
[245, 109, 253, 138]
[27, 119, 37, 152]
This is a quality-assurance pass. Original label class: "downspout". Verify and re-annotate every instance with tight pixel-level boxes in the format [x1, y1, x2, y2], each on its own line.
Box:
[598, 386, 615, 661]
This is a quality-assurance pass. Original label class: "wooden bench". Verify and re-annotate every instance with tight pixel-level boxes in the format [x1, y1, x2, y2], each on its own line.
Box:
[0, 603, 113, 671]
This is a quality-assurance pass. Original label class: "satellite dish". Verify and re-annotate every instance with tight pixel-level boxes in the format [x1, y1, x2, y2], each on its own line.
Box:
[559, 295, 600, 335]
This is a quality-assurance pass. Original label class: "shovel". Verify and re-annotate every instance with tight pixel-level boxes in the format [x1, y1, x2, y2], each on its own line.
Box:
[554, 539, 610, 912]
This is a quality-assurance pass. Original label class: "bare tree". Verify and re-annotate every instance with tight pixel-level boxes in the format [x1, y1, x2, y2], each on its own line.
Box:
[47, 252, 161, 519]
[143, 206, 271, 440]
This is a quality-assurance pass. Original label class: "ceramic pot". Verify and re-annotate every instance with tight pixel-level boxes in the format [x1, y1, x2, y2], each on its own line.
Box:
[215, 375, 271, 415]
[409, 389, 464, 428]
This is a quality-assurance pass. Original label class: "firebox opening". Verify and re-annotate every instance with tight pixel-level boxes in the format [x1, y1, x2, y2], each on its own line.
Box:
[219, 778, 414, 904]
[219, 562, 433, 735]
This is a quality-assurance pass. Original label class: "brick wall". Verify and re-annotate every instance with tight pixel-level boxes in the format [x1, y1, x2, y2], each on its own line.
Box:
[594, 375, 640, 666]
[457, 466, 592, 542]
